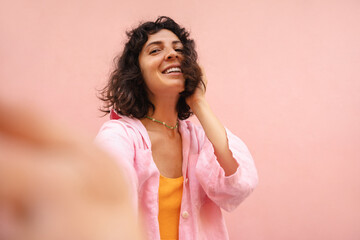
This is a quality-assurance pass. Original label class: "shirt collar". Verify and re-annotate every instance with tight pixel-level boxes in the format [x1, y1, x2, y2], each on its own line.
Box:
[110, 109, 189, 149]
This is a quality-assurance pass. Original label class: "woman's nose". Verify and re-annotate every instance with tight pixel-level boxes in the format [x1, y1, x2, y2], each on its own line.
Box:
[165, 49, 179, 60]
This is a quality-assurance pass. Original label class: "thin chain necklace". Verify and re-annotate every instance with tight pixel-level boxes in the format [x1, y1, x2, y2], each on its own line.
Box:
[145, 116, 178, 130]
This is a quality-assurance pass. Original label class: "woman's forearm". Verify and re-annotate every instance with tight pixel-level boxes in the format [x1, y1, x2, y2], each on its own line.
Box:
[191, 98, 239, 176]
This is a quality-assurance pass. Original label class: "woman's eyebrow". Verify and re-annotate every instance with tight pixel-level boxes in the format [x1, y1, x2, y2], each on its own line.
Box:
[144, 40, 182, 50]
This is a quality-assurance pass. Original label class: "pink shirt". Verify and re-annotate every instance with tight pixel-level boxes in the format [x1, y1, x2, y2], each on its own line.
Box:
[95, 110, 258, 240]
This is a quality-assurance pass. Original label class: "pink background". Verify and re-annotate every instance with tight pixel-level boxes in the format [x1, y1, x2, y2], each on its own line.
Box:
[1, 0, 359, 239]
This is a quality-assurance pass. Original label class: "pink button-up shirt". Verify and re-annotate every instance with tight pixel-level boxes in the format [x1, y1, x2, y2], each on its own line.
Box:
[95, 110, 258, 240]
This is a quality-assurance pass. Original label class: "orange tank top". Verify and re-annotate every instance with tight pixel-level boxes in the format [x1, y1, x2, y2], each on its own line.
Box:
[158, 175, 184, 240]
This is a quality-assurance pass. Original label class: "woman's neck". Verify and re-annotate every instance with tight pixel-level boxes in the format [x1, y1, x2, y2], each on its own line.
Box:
[141, 95, 180, 135]
[147, 95, 179, 126]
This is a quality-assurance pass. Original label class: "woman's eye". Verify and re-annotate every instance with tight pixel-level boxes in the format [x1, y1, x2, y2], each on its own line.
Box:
[149, 49, 160, 54]
[175, 48, 183, 53]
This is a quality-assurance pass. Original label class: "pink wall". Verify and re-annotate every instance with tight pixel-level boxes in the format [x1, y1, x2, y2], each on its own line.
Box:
[1, 0, 359, 239]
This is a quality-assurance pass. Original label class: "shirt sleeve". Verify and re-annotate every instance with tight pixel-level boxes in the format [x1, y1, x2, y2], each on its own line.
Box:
[195, 127, 259, 212]
[94, 120, 139, 213]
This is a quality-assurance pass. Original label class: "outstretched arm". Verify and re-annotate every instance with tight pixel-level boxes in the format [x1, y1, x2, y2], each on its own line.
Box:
[0, 100, 143, 240]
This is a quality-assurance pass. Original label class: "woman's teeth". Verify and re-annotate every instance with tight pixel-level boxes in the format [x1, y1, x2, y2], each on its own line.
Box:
[164, 67, 182, 74]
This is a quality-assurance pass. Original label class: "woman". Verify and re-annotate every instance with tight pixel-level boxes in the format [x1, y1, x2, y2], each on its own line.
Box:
[96, 16, 258, 240]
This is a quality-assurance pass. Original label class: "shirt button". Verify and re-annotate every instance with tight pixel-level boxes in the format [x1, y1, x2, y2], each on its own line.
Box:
[185, 178, 189, 184]
[182, 211, 189, 219]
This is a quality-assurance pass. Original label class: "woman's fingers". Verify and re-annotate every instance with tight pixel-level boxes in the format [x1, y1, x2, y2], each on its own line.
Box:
[199, 65, 208, 86]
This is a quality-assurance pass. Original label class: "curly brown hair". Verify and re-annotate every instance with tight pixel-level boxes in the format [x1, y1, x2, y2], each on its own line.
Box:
[98, 16, 203, 120]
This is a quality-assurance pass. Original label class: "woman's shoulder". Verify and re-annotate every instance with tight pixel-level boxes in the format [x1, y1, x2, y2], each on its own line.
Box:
[98, 117, 136, 135]
[96, 110, 149, 149]
[101, 110, 143, 130]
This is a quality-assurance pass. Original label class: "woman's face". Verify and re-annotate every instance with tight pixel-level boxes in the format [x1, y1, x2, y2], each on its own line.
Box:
[138, 29, 185, 99]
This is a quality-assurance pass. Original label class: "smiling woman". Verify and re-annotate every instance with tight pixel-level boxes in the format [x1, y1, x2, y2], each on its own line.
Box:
[99, 16, 202, 120]
[139, 29, 186, 101]
[96, 16, 259, 240]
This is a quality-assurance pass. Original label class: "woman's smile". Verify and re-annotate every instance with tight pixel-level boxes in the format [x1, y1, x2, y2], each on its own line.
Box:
[139, 29, 185, 96]
[161, 64, 183, 78]
[162, 65, 182, 74]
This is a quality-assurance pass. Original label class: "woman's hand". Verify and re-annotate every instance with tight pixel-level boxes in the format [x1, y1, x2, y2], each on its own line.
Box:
[186, 66, 208, 110]
[0, 101, 143, 240]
